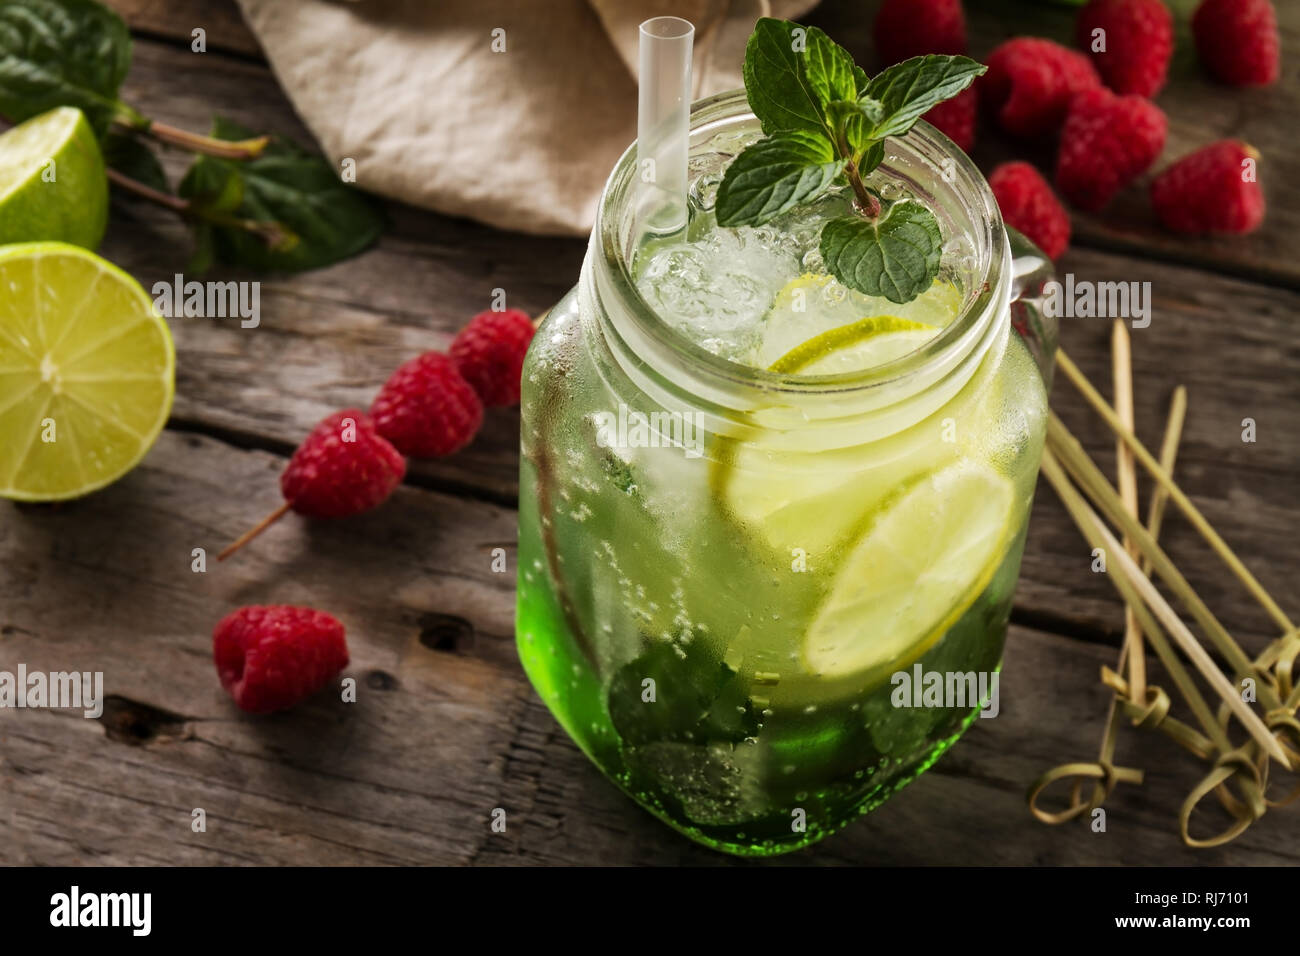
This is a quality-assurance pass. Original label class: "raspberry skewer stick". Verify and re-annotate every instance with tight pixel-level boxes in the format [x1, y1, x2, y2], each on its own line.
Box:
[218, 501, 292, 560]
[218, 409, 406, 561]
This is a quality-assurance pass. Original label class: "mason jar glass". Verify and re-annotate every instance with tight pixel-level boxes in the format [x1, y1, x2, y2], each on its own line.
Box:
[517, 90, 1054, 855]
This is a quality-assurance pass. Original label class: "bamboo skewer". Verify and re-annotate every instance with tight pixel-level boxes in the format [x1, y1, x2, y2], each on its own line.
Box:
[1141, 386, 1186, 577]
[1030, 386, 1254, 824]
[1040, 451, 1291, 768]
[1030, 337, 1296, 843]
[1102, 388, 1223, 745]
[1072, 375, 1179, 813]
[1056, 349, 1295, 635]
[1047, 413, 1290, 720]
[1112, 323, 1146, 699]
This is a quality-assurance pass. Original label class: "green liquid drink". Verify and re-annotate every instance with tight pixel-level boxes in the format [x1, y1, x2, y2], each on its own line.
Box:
[517, 91, 1051, 855]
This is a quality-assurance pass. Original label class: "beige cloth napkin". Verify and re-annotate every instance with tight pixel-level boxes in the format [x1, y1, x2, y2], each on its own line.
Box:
[235, 0, 818, 236]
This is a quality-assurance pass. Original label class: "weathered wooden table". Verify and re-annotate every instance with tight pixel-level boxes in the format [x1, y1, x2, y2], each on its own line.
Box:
[3, 0, 1297, 865]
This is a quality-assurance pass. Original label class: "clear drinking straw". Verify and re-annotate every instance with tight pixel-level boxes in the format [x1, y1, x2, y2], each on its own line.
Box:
[637, 16, 695, 237]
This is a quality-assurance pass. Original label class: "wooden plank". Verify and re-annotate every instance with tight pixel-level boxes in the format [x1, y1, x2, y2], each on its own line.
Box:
[107, 0, 261, 58]
[3, 432, 1295, 865]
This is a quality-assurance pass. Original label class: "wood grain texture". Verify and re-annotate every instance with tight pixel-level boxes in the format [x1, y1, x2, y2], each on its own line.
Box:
[5, 2, 1293, 864]
[4, 434, 1296, 866]
[109, 0, 262, 57]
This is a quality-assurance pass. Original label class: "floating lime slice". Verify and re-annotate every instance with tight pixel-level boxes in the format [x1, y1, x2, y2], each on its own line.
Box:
[801, 461, 1015, 679]
[755, 272, 960, 369]
[715, 300, 949, 556]
[0, 107, 108, 250]
[768, 314, 938, 375]
[0, 242, 175, 501]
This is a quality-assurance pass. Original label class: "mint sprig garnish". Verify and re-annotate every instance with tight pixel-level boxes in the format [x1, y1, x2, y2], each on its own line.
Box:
[717, 18, 986, 305]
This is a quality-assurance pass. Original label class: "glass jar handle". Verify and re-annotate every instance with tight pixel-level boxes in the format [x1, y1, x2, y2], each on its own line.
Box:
[1006, 227, 1060, 389]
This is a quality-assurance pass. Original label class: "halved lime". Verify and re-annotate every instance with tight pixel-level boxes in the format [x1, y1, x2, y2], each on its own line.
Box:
[801, 461, 1015, 679]
[0, 242, 175, 501]
[0, 107, 108, 250]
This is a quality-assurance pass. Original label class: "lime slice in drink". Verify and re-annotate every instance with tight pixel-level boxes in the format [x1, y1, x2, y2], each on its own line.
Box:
[768, 314, 937, 375]
[802, 461, 1015, 679]
[0, 107, 108, 250]
[756, 272, 960, 368]
[0, 242, 175, 501]
[715, 314, 952, 556]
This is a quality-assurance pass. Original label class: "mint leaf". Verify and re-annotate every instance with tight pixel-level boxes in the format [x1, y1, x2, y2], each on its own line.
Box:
[179, 149, 244, 213]
[853, 64, 869, 97]
[819, 201, 944, 304]
[715, 130, 839, 227]
[804, 28, 858, 110]
[180, 117, 384, 273]
[857, 140, 886, 177]
[608, 640, 759, 746]
[742, 17, 853, 137]
[0, 0, 133, 137]
[104, 131, 169, 194]
[864, 54, 986, 140]
[827, 97, 882, 155]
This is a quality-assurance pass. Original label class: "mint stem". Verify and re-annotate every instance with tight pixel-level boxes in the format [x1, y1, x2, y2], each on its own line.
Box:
[111, 110, 269, 160]
[844, 158, 881, 219]
[835, 127, 881, 219]
[106, 167, 292, 250]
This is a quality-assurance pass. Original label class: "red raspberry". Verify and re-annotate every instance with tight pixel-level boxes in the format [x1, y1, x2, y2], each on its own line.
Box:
[1076, 0, 1174, 97]
[1055, 88, 1167, 211]
[449, 308, 536, 407]
[213, 605, 349, 714]
[874, 0, 966, 63]
[371, 351, 483, 457]
[282, 409, 406, 518]
[1193, 0, 1279, 87]
[981, 38, 1101, 138]
[1150, 141, 1265, 235]
[989, 162, 1071, 260]
[924, 87, 977, 153]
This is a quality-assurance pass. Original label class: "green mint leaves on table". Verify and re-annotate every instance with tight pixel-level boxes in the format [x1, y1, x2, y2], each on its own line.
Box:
[180, 118, 385, 273]
[0, 0, 382, 273]
[716, 18, 986, 305]
[0, 0, 132, 138]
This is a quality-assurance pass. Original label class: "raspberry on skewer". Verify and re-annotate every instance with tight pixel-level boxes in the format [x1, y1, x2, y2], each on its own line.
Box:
[218, 409, 406, 561]
[371, 351, 484, 457]
[449, 308, 537, 408]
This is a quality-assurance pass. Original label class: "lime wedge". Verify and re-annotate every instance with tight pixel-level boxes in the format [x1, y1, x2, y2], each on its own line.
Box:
[802, 461, 1015, 679]
[0, 242, 175, 501]
[0, 108, 108, 250]
[768, 315, 937, 375]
